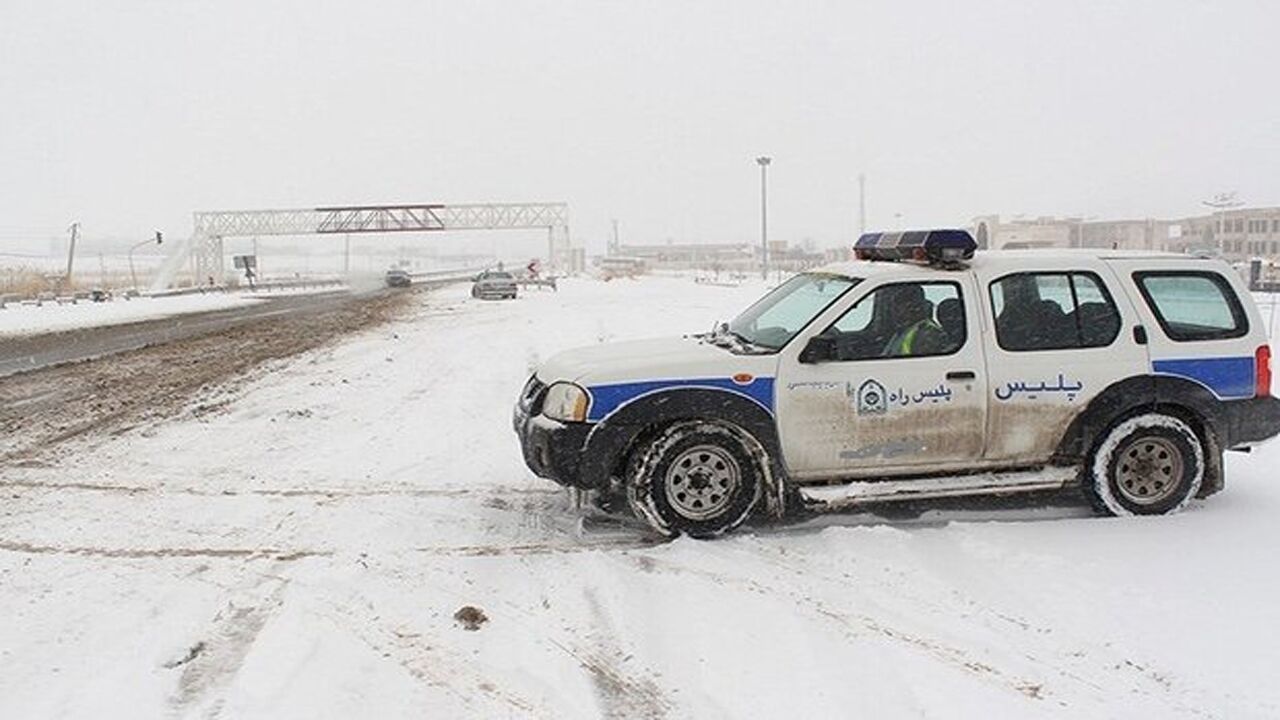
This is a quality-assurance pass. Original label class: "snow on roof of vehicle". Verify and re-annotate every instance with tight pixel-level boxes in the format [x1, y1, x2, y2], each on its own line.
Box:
[817, 246, 1208, 280]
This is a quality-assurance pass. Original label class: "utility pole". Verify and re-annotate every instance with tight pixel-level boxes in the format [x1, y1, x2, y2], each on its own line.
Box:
[611, 218, 620, 255]
[756, 156, 772, 280]
[858, 173, 866, 235]
[64, 222, 80, 289]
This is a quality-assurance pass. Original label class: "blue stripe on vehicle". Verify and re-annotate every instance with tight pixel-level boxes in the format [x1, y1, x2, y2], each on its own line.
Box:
[1152, 356, 1256, 400]
[586, 377, 775, 422]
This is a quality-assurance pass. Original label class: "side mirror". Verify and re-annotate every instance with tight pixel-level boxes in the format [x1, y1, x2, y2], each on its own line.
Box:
[799, 335, 836, 364]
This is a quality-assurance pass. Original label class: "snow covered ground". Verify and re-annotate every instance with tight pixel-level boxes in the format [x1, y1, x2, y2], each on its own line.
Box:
[0, 293, 262, 337]
[2, 276, 1279, 718]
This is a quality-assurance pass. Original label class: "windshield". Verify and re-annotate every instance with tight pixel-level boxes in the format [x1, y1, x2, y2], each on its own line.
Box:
[726, 273, 859, 349]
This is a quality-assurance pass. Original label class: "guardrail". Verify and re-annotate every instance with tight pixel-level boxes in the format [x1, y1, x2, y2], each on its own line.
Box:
[146, 285, 231, 299]
[1, 267, 485, 311]
[240, 278, 347, 294]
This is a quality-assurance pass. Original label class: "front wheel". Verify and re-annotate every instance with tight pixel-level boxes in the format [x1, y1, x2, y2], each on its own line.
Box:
[626, 421, 763, 538]
[1086, 412, 1204, 516]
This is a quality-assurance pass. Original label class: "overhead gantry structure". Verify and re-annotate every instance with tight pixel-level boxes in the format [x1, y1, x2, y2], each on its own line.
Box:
[189, 202, 571, 283]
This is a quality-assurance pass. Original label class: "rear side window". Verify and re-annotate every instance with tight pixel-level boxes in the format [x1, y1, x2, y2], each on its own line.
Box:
[989, 272, 1121, 351]
[1133, 271, 1248, 341]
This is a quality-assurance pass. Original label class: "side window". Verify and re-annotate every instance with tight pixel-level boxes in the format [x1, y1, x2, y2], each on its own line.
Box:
[990, 272, 1121, 351]
[824, 282, 965, 361]
[1134, 271, 1247, 341]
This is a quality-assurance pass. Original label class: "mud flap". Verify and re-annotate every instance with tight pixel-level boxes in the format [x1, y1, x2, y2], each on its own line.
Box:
[1198, 428, 1225, 499]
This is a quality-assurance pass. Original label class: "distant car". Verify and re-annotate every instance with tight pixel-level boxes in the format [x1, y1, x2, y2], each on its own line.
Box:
[385, 269, 412, 288]
[472, 270, 518, 300]
[516, 228, 1280, 538]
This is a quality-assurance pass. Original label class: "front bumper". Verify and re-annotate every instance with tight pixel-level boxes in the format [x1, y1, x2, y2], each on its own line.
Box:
[1223, 394, 1280, 447]
[513, 403, 592, 488]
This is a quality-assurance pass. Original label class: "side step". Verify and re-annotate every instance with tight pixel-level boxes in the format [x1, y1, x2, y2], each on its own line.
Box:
[798, 466, 1079, 511]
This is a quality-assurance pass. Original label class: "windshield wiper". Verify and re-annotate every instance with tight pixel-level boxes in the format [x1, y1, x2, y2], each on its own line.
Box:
[715, 326, 772, 353]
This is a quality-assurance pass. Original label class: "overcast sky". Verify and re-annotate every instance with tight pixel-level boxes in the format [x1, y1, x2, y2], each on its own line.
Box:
[1, 0, 1277, 255]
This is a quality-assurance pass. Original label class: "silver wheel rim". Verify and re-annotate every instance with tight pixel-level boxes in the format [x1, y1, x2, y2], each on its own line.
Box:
[1115, 435, 1183, 505]
[664, 444, 740, 520]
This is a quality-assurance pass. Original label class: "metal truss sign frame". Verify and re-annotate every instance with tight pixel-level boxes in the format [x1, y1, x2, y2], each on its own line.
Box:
[190, 202, 570, 284]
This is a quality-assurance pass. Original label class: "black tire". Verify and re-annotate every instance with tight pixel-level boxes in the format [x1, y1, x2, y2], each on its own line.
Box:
[626, 421, 763, 538]
[1085, 412, 1204, 516]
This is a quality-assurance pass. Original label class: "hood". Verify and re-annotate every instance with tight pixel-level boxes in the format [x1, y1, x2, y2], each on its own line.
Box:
[535, 335, 716, 384]
[537, 336, 752, 385]
[536, 335, 780, 423]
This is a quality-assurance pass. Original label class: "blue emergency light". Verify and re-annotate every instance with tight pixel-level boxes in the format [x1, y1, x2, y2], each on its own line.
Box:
[854, 229, 977, 266]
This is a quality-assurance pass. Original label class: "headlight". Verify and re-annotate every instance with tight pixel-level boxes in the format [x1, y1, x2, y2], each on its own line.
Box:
[542, 382, 590, 422]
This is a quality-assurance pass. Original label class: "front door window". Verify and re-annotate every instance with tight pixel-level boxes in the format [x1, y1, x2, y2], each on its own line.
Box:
[824, 281, 966, 360]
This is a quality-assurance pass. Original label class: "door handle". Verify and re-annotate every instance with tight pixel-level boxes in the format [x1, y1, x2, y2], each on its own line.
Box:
[946, 370, 976, 381]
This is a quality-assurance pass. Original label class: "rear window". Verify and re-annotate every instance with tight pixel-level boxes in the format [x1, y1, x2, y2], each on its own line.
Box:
[1133, 271, 1247, 342]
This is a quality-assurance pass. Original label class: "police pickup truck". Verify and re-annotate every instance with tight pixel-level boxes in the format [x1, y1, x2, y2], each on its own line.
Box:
[514, 230, 1280, 537]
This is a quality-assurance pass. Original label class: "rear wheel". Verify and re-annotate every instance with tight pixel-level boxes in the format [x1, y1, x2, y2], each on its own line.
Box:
[1086, 413, 1203, 516]
[626, 421, 763, 538]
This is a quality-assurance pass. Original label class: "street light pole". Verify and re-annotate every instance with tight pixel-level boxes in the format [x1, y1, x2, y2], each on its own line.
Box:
[128, 231, 164, 293]
[756, 156, 771, 280]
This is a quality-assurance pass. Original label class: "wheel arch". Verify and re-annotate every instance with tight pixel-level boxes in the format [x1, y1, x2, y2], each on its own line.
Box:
[579, 387, 788, 516]
[1055, 374, 1226, 497]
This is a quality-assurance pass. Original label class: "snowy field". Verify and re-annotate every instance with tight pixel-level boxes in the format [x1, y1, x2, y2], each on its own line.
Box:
[0, 293, 262, 337]
[2, 276, 1279, 718]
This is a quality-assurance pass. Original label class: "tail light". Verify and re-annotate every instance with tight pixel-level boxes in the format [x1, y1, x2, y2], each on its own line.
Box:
[1257, 344, 1272, 397]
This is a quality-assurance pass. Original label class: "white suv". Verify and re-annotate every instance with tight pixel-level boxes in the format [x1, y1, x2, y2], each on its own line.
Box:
[514, 230, 1280, 537]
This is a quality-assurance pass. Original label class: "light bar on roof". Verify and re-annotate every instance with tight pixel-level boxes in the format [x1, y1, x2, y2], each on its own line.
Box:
[854, 228, 977, 265]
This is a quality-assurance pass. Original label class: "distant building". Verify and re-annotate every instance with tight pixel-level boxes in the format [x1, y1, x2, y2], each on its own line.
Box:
[615, 242, 753, 270]
[970, 215, 1171, 251]
[971, 215, 1071, 250]
[1185, 206, 1280, 262]
[611, 240, 823, 273]
[969, 210, 1280, 261]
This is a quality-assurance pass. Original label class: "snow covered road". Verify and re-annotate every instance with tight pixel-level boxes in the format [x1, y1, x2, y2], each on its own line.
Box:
[2, 276, 1278, 718]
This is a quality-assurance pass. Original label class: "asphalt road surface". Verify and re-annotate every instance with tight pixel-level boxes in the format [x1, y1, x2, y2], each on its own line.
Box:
[0, 288, 413, 463]
[0, 290, 387, 378]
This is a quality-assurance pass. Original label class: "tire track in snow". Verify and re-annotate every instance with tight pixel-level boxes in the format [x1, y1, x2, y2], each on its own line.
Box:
[335, 552, 677, 718]
[167, 569, 291, 718]
[0, 477, 561, 500]
[0, 540, 328, 561]
[633, 537, 1227, 718]
[307, 581, 549, 718]
[626, 547, 1053, 703]
[734, 536, 1226, 716]
[575, 588, 671, 719]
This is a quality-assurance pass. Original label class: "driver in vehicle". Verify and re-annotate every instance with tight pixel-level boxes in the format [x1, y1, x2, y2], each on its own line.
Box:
[882, 284, 947, 357]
